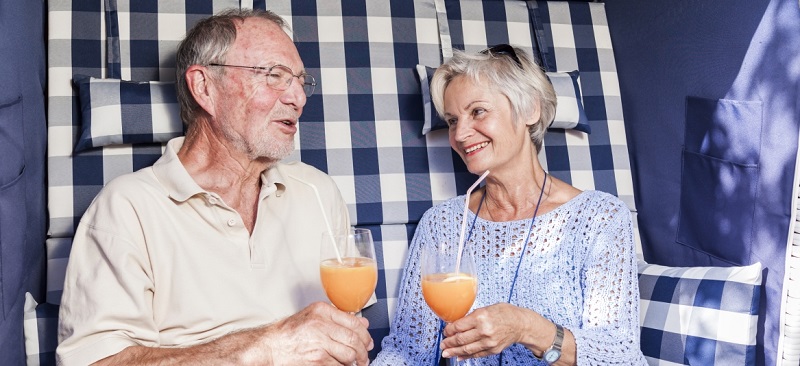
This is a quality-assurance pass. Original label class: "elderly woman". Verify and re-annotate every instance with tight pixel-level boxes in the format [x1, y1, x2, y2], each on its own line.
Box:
[373, 45, 647, 365]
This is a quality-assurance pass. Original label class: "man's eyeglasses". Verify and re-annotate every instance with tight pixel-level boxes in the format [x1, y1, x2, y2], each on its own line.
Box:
[208, 63, 317, 97]
[480, 44, 523, 69]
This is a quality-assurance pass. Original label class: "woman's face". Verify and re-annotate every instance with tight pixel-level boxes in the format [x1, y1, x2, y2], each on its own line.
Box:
[443, 75, 534, 176]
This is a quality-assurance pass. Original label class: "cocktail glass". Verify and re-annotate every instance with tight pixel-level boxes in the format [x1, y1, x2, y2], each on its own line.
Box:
[421, 241, 478, 365]
[320, 227, 378, 314]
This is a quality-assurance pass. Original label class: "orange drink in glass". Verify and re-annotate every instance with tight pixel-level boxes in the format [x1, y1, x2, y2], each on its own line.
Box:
[421, 241, 478, 365]
[320, 257, 378, 313]
[320, 228, 378, 313]
[421, 272, 477, 323]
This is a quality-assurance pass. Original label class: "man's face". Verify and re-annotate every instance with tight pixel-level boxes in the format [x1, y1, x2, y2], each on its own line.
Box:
[212, 18, 307, 162]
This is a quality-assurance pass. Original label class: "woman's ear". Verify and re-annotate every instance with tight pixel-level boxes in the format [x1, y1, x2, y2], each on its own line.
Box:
[185, 65, 216, 117]
[524, 105, 541, 127]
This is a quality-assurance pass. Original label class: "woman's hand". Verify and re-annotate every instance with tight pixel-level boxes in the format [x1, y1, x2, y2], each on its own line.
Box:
[440, 303, 540, 360]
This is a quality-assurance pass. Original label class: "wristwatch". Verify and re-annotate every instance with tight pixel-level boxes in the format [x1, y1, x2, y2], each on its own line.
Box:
[542, 324, 564, 365]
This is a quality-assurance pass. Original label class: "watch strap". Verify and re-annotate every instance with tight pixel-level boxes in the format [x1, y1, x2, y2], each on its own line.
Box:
[542, 324, 564, 365]
[551, 324, 564, 351]
[531, 323, 565, 361]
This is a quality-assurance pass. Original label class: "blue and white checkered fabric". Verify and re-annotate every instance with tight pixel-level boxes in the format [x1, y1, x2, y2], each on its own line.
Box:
[73, 75, 182, 152]
[43, 0, 638, 361]
[638, 260, 762, 366]
[23, 293, 58, 366]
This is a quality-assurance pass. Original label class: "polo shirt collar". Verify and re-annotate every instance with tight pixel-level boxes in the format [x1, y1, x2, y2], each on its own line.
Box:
[262, 165, 286, 198]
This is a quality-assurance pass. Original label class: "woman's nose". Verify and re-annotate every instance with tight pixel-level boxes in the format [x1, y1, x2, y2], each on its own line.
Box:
[453, 120, 473, 141]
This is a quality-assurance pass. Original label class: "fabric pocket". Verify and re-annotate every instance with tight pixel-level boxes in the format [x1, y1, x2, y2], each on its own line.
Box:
[676, 96, 762, 264]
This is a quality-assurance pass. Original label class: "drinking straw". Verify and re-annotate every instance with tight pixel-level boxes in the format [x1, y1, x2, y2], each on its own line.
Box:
[455, 170, 489, 273]
[291, 175, 343, 263]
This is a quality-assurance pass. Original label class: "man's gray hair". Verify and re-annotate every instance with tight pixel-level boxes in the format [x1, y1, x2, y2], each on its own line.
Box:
[175, 8, 290, 126]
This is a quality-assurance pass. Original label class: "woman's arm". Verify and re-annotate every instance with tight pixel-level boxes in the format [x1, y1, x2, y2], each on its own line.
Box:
[571, 196, 646, 365]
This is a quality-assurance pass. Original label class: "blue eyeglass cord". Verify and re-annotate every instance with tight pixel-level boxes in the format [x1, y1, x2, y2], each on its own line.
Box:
[434, 173, 548, 366]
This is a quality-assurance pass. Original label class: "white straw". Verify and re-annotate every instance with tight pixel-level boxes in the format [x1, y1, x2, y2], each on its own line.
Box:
[455, 170, 489, 273]
[290, 174, 343, 263]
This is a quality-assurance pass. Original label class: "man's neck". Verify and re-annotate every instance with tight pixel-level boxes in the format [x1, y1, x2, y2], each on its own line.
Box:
[177, 124, 276, 233]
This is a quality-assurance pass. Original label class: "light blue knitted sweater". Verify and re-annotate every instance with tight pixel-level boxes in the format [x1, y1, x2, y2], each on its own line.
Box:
[373, 190, 648, 365]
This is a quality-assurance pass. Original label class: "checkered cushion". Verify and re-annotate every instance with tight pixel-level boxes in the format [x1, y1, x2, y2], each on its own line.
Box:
[416, 65, 590, 135]
[638, 260, 762, 365]
[546, 70, 590, 132]
[23, 293, 58, 366]
[73, 75, 183, 152]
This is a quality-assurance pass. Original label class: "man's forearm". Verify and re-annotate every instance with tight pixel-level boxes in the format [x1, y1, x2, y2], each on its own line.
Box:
[92, 326, 271, 366]
[88, 302, 371, 366]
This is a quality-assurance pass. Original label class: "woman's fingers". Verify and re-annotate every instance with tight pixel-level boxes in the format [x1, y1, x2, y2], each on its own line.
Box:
[440, 304, 530, 359]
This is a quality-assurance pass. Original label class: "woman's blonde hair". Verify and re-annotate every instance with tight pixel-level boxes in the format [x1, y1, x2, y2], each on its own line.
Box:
[429, 45, 556, 152]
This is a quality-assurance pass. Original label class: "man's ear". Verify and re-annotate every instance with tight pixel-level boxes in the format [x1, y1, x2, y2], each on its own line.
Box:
[186, 65, 216, 117]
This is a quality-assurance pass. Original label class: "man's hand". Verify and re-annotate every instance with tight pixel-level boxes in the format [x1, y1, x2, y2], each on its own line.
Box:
[261, 302, 373, 365]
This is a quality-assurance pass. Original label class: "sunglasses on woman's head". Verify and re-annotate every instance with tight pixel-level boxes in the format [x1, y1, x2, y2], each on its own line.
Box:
[480, 44, 523, 69]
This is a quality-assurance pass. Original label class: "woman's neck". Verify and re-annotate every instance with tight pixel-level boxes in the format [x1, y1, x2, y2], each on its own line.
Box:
[475, 169, 549, 222]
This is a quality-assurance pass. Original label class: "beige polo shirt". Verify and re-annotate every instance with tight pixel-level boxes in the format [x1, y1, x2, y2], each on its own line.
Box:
[56, 137, 351, 366]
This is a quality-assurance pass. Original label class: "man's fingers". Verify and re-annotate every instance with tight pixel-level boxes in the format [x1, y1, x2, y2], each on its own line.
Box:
[321, 338, 363, 366]
[325, 322, 370, 363]
[272, 303, 372, 365]
[320, 306, 373, 350]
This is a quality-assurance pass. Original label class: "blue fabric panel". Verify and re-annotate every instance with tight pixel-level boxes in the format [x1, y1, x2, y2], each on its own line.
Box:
[605, 1, 800, 364]
[0, 0, 48, 363]
[0, 163, 27, 317]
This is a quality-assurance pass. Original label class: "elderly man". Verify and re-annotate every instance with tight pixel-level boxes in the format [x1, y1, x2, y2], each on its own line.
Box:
[57, 9, 372, 366]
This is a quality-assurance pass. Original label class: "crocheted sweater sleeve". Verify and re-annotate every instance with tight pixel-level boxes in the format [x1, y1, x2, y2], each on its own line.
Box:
[372, 191, 647, 365]
[569, 193, 647, 365]
[372, 205, 443, 365]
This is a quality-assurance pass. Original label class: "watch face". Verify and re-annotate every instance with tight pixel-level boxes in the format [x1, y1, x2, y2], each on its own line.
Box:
[544, 349, 561, 363]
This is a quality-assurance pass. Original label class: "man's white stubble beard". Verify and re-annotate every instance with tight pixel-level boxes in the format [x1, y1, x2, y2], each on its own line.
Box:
[221, 118, 295, 162]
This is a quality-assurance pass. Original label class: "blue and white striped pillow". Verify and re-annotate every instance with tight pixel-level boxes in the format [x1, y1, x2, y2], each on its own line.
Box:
[416, 65, 590, 135]
[73, 75, 184, 152]
[637, 260, 762, 365]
